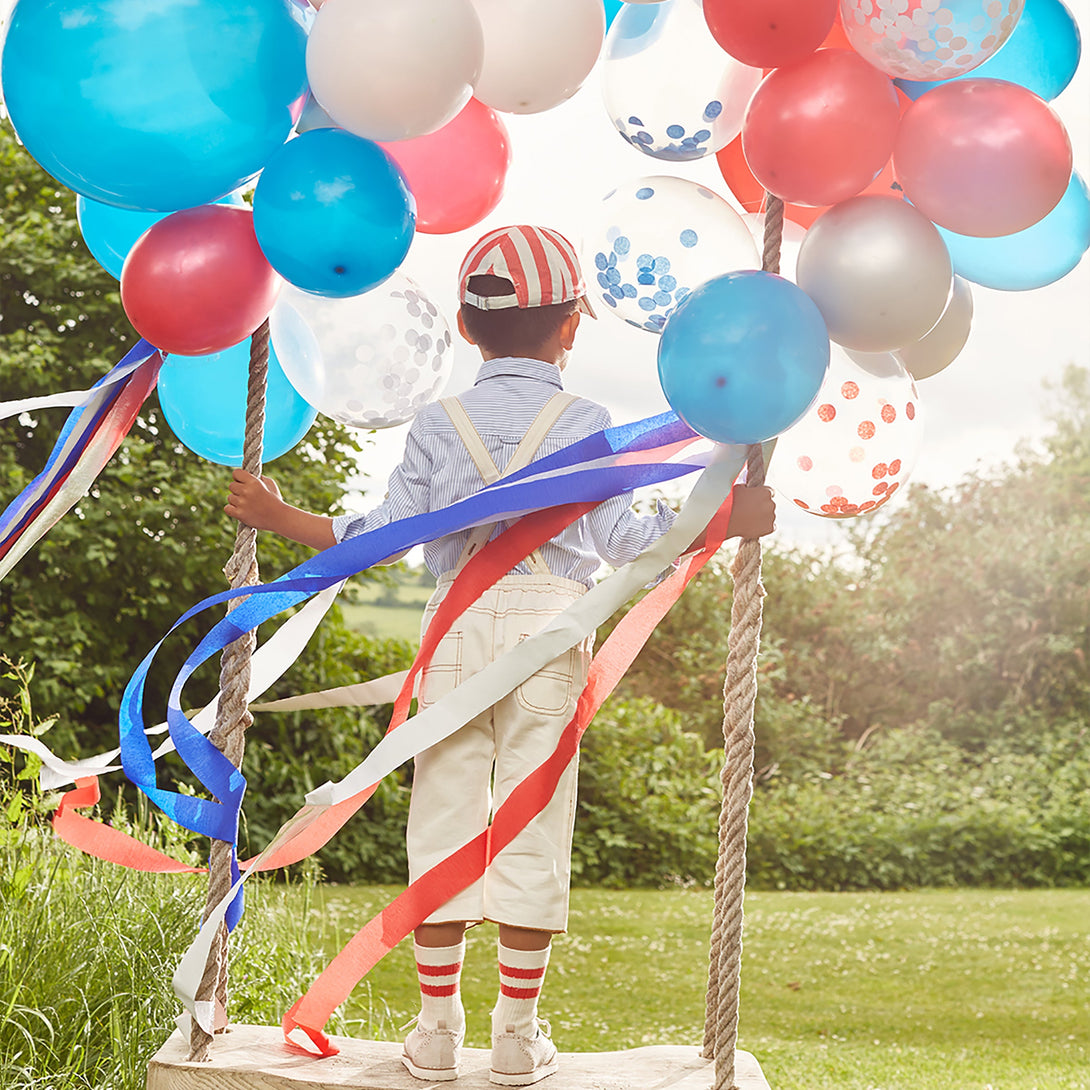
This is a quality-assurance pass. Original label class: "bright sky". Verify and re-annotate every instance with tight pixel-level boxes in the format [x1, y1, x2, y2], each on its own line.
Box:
[2, 0, 1088, 550]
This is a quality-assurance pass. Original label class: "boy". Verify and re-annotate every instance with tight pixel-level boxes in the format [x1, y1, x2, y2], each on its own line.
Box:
[225, 225, 775, 1085]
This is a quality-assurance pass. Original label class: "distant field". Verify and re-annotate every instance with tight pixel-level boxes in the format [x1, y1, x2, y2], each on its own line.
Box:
[339, 571, 433, 644]
[305, 886, 1089, 1090]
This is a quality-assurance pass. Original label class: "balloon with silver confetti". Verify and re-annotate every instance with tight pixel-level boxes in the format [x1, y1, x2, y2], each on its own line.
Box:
[270, 274, 454, 429]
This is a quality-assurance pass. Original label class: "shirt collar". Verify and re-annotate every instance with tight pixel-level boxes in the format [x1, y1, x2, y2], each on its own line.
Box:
[473, 357, 565, 390]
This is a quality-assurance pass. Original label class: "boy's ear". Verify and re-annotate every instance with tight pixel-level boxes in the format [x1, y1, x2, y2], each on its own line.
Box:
[456, 309, 477, 346]
[559, 310, 580, 351]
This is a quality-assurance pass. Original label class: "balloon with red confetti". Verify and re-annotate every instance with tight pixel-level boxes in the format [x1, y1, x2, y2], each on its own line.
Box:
[770, 348, 923, 519]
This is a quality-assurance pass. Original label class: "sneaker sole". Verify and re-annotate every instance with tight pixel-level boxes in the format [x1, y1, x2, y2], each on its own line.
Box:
[488, 1059, 560, 1086]
[401, 1053, 460, 1082]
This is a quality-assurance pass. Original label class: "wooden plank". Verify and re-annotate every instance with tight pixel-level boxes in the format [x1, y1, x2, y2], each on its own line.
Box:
[146, 1025, 771, 1090]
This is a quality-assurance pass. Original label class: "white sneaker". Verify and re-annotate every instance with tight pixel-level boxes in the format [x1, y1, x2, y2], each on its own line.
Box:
[489, 1019, 559, 1086]
[401, 1017, 464, 1082]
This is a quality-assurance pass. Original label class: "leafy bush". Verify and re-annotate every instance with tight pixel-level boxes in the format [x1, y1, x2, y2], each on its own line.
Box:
[747, 717, 1090, 891]
[573, 698, 721, 888]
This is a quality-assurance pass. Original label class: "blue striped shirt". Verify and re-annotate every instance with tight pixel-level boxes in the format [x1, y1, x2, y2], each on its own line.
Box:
[333, 357, 677, 586]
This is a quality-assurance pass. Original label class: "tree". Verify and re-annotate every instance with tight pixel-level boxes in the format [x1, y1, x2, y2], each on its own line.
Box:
[0, 124, 376, 753]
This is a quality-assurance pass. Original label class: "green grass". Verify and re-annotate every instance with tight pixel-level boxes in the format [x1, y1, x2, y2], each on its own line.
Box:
[338, 574, 432, 643]
[310, 885, 1090, 1090]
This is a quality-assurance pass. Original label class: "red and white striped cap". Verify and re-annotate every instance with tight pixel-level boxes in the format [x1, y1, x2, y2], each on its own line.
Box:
[458, 224, 596, 318]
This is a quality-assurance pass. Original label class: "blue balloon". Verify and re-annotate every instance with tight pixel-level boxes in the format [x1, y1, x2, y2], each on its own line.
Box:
[158, 338, 318, 467]
[935, 172, 1090, 292]
[1, 0, 308, 211]
[603, 0, 624, 30]
[895, 0, 1081, 102]
[657, 271, 830, 445]
[76, 193, 247, 279]
[253, 129, 416, 298]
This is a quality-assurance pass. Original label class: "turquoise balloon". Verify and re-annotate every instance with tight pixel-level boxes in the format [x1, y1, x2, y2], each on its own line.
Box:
[158, 338, 318, 466]
[253, 129, 415, 298]
[603, 0, 623, 29]
[657, 271, 830, 445]
[935, 172, 1090, 291]
[895, 0, 1081, 102]
[1, 0, 308, 211]
[76, 193, 247, 279]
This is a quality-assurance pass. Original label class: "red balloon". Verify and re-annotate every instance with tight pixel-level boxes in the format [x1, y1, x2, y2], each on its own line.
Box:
[718, 87, 910, 227]
[703, 0, 838, 69]
[121, 206, 281, 356]
[741, 49, 901, 207]
[894, 79, 1073, 239]
[380, 98, 511, 235]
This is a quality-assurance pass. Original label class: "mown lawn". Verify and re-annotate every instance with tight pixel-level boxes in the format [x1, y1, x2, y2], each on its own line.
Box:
[303, 886, 1089, 1090]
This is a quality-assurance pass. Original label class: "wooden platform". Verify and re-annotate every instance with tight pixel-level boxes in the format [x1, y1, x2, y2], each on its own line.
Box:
[146, 1024, 770, 1090]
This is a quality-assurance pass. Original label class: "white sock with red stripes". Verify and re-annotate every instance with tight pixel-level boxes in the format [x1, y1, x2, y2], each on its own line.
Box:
[492, 941, 551, 1038]
[414, 939, 466, 1033]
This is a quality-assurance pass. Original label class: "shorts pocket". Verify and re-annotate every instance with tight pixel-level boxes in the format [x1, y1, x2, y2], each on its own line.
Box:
[515, 639, 576, 716]
[420, 630, 464, 707]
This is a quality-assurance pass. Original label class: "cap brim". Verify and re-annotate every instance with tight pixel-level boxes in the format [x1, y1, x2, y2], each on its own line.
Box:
[577, 295, 597, 320]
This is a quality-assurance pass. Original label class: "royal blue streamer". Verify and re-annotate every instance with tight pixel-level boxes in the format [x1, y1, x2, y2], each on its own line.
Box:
[118, 410, 702, 930]
[0, 340, 159, 542]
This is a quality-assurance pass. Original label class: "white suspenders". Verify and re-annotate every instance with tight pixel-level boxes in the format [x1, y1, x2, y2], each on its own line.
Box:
[440, 392, 577, 575]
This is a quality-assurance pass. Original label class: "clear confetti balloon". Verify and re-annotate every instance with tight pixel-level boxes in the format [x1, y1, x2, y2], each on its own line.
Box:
[584, 176, 760, 332]
[602, 0, 762, 162]
[270, 275, 454, 429]
[840, 0, 1026, 82]
[770, 348, 923, 518]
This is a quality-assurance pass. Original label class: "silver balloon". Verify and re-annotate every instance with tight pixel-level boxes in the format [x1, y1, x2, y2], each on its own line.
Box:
[796, 195, 952, 354]
[895, 276, 974, 381]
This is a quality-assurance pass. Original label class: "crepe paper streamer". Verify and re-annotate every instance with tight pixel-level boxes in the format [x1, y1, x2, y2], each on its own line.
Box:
[0, 351, 151, 421]
[116, 412, 707, 854]
[2, 582, 344, 795]
[52, 777, 204, 874]
[172, 447, 743, 1032]
[8, 583, 345, 878]
[282, 470, 742, 1056]
[0, 342, 163, 580]
[249, 669, 410, 713]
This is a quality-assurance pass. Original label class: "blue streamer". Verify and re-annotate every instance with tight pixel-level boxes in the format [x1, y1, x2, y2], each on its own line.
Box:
[118, 410, 703, 930]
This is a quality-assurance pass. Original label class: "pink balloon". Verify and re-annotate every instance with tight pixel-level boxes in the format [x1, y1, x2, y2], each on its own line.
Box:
[893, 79, 1072, 238]
[380, 98, 511, 235]
[742, 49, 901, 207]
[121, 206, 281, 356]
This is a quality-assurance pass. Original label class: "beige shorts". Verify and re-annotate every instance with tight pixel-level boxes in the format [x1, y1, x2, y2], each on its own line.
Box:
[406, 572, 592, 932]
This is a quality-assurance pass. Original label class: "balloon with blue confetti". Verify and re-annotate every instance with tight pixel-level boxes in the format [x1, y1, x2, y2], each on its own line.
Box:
[657, 270, 830, 445]
[602, 0, 761, 162]
[584, 176, 760, 333]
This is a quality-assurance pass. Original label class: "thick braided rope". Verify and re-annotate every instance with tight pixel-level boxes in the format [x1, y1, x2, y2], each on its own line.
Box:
[187, 320, 269, 1061]
[702, 198, 783, 1089]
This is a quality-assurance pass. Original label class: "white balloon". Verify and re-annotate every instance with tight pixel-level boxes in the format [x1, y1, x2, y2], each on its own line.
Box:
[470, 0, 605, 114]
[770, 347, 923, 520]
[796, 195, 953, 354]
[602, 0, 761, 162]
[271, 276, 454, 430]
[583, 175, 760, 333]
[306, 0, 483, 141]
[894, 276, 974, 381]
